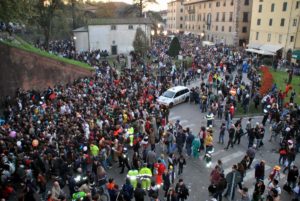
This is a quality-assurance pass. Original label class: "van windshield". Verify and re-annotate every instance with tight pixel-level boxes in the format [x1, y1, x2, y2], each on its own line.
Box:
[162, 91, 175, 98]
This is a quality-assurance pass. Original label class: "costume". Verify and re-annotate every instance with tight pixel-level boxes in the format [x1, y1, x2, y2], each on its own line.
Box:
[138, 166, 152, 190]
[192, 138, 201, 158]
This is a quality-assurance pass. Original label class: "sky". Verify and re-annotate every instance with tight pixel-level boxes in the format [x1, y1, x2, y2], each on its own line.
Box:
[96, 0, 169, 11]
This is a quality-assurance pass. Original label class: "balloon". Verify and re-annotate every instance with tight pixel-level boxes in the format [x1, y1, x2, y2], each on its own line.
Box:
[9, 131, 16, 138]
[32, 139, 39, 147]
[83, 146, 87, 152]
[17, 141, 22, 147]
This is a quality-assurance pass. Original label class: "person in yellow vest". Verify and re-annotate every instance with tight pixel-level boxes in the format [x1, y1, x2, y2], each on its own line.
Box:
[138, 163, 152, 190]
[90, 143, 99, 158]
[127, 169, 139, 189]
[128, 127, 134, 147]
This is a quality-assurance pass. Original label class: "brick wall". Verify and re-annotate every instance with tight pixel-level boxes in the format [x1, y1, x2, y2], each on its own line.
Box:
[0, 43, 93, 105]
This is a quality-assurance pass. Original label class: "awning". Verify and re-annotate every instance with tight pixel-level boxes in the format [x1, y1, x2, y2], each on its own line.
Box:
[292, 50, 300, 60]
[247, 43, 262, 49]
[202, 41, 215, 46]
[260, 44, 283, 54]
[246, 48, 275, 55]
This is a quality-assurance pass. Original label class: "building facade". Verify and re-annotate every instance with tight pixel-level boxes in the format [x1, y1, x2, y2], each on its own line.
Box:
[73, 18, 152, 55]
[167, 0, 185, 33]
[249, 0, 300, 57]
[182, 0, 253, 46]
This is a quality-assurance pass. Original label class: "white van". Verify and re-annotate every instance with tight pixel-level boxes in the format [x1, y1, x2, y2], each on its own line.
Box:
[157, 86, 190, 107]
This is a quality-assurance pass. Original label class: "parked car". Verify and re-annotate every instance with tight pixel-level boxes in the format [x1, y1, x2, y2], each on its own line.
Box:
[157, 86, 190, 107]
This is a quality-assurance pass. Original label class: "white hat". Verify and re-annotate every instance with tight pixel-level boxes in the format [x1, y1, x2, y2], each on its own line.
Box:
[285, 127, 291, 132]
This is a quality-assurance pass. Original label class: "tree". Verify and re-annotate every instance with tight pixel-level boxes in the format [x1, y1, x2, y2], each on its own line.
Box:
[133, 0, 157, 17]
[0, 0, 31, 23]
[34, 0, 61, 50]
[168, 37, 181, 58]
[133, 27, 149, 56]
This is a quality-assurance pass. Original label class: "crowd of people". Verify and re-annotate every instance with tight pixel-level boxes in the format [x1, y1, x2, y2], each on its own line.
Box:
[0, 32, 299, 201]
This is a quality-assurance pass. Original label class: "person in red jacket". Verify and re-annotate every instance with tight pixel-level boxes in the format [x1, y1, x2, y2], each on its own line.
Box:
[154, 159, 166, 188]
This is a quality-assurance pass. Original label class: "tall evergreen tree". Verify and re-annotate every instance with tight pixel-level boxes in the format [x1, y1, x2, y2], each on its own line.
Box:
[133, 27, 149, 56]
[168, 37, 181, 57]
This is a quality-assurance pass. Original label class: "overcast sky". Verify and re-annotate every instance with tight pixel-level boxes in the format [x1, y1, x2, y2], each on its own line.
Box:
[96, 0, 168, 11]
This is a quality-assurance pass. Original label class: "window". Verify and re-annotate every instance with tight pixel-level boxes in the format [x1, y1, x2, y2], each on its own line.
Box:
[258, 4, 262, 12]
[293, 19, 297, 26]
[267, 33, 271, 42]
[283, 2, 287, 11]
[111, 25, 116, 30]
[271, 3, 275, 12]
[231, 0, 234, 6]
[229, 12, 233, 21]
[256, 32, 259, 40]
[216, 12, 219, 21]
[221, 26, 224, 31]
[243, 12, 248, 22]
[209, 3, 211, 8]
[216, 26, 218, 31]
[257, 19, 261, 25]
[223, 1, 226, 6]
[180, 24, 183, 28]
[229, 26, 232, 32]
[180, 8, 183, 12]
[242, 26, 247, 33]
[269, 19, 273, 26]
[216, 1, 220, 7]
[259, 0, 263, 2]
[279, 35, 282, 43]
[180, 16, 183, 21]
[297, 1, 300, 9]
[280, 18, 285, 26]
[128, 25, 133, 30]
[203, 13, 205, 21]
[290, 36, 294, 42]
[244, 0, 249, 5]
[199, 15, 201, 21]
[222, 12, 225, 22]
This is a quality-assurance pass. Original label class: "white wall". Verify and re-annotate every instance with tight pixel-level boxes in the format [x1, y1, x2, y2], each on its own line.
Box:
[74, 32, 89, 52]
[88, 24, 151, 55]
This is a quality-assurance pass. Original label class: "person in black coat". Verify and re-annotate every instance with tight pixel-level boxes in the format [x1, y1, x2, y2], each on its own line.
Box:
[134, 183, 146, 201]
[287, 165, 299, 188]
[162, 169, 171, 197]
[185, 129, 195, 157]
[213, 173, 227, 201]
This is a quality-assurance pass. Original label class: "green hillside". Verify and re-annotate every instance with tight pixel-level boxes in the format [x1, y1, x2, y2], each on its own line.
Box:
[0, 36, 93, 70]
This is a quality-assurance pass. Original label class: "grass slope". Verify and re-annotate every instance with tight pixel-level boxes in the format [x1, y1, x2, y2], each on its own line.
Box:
[270, 69, 300, 104]
[0, 36, 93, 70]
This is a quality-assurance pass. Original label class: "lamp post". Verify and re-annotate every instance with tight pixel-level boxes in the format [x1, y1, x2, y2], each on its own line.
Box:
[200, 32, 205, 46]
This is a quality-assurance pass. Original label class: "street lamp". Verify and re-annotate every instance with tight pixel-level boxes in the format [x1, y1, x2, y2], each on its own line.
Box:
[157, 23, 161, 28]
[200, 32, 205, 38]
[43, 0, 51, 7]
[163, 30, 167, 36]
[151, 30, 155, 36]
[157, 30, 161, 35]
[73, 36, 77, 40]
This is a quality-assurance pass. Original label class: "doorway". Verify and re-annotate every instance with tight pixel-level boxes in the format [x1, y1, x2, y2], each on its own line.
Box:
[111, 45, 117, 55]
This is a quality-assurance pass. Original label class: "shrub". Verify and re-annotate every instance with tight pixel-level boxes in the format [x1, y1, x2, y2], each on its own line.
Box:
[259, 66, 274, 95]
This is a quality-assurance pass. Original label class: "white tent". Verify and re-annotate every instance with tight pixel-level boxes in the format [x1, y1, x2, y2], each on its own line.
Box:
[246, 48, 275, 56]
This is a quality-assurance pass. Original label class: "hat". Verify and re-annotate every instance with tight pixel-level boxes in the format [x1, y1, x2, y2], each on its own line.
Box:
[274, 165, 281, 171]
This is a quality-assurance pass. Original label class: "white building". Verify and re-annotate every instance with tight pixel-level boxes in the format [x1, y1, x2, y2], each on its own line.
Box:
[73, 18, 152, 55]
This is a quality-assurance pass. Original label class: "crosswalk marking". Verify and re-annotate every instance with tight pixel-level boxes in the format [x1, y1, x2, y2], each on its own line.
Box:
[182, 123, 195, 128]
[169, 115, 181, 121]
[180, 120, 188, 124]
[211, 151, 245, 168]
